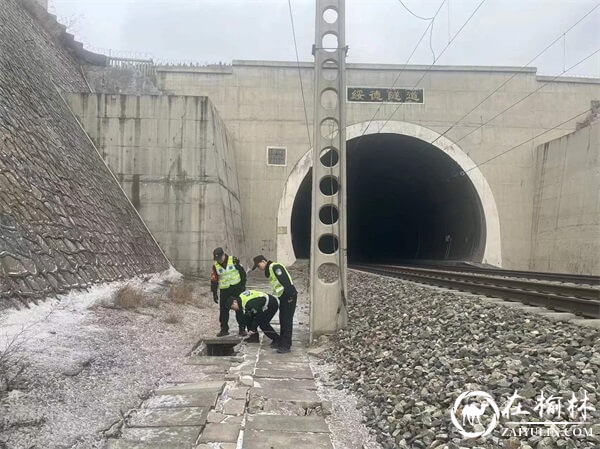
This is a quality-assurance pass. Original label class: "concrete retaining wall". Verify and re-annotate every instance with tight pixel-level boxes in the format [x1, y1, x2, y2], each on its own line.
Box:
[64, 93, 245, 276]
[157, 61, 599, 270]
[530, 119, 599, 275]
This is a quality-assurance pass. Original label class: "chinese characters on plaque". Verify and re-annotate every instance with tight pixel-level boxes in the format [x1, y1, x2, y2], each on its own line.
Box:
[347, 87, 424, 104]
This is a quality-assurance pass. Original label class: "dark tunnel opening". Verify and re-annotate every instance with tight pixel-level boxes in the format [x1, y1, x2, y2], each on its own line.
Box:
[291, 133, 486, 264]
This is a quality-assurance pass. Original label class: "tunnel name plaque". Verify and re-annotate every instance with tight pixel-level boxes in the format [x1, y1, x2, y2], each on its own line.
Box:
[347, 87, 424, 104]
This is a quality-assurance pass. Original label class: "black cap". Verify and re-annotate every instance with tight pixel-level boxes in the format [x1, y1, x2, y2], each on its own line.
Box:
[213, 247, 224, 260]
[251, 255, 267, 270]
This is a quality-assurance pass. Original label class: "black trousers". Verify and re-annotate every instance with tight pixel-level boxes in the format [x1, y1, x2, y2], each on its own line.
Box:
[254, 295, 280, 342]
[219, 284, 245, 332]
[278, 293, 296, 349]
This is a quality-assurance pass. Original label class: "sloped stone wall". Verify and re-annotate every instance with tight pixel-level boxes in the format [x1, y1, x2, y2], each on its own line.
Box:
[0, 0, 170, 306]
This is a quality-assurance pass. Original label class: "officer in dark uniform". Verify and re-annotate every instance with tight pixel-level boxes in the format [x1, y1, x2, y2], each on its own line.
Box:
[251, 255, 297, 353]
[226, 290, 280, 346]
[210, 247, 247, 337]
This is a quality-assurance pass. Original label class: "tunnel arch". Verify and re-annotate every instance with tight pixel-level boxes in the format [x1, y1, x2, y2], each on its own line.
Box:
[276, 120, 502, 267]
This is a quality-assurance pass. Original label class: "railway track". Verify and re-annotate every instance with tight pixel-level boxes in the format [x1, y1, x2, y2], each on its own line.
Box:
[349, 263, 600, 318]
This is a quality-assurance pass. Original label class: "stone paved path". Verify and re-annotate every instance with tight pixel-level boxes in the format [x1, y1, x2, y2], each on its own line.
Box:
[106, 264, 332, 449]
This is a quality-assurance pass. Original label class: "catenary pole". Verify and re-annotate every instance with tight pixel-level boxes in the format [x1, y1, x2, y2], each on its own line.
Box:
[310, 0, 348, 340]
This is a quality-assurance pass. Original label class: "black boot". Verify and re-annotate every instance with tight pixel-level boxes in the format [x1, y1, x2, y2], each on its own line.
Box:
[216, 329, 229, 337]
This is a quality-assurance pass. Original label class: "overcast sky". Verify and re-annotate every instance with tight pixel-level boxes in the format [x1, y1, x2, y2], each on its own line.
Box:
[50, 0, 599, 77]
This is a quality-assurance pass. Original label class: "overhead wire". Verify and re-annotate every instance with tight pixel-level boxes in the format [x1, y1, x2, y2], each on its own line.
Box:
[380, 0, 488, 130]
[398, 0, 435, 20]
[461, 108, 592, 175]
[288, 0, 312, 152]
[452, 47, 599, 146]
[423, 2, 600, 149]
[353, 0, 447, 147]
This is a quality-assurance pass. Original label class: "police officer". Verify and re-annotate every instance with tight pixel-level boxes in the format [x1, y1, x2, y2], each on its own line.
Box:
[226, 290, 280, 346]
[251, 255, 297, 353]
[210, 247, 247, 337]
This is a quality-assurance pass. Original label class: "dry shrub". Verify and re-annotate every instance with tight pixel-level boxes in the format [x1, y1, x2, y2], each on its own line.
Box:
[113, 285, 144, 309]
[164, 314, 181, 324]
[168, 282, 195, 305]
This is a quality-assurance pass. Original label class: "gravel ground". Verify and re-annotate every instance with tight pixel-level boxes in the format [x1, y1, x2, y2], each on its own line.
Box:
[324, 270, 599, 449]
[1, 266, 598, 449]
[0, 272, 217, 449]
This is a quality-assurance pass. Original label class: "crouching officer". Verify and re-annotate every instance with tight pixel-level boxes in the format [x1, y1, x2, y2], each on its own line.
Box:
[210, 247, 247, 337]
[226, 290, 280, 346]
[251, 255, 297, 353]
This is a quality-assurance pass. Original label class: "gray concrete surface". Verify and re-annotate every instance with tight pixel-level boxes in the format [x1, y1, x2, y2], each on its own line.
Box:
[104, 337, 334, 449]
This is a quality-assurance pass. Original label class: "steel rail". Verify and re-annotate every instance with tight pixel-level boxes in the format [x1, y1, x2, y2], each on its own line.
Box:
[350, 264, 600, 318]
[377, 264, 600, 301]
[387, 262, 600, 285]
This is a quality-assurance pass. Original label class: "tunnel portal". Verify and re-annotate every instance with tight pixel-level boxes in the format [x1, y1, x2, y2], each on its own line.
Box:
[291, 133, 486, 264]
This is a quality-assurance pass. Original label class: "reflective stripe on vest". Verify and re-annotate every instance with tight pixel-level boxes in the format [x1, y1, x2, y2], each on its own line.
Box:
[239, 289, 270, 311]
[268, 262, 293, 297]
[215, 256, 242, 289]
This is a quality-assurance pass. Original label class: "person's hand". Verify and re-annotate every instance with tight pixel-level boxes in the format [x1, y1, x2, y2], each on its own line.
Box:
[248, 330, 256, 336]
[213, 293, 218, 304]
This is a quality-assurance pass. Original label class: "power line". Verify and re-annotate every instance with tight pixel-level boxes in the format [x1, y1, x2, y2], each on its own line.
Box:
[355, 0, 447, 143]
[381, 0, 488, 129]
[462, 108, 592, 174]
[398, 0, 435, 20]
[425, 2, 600, 148]
[453, 47, 599, 146]
[287, 0, 312, 151]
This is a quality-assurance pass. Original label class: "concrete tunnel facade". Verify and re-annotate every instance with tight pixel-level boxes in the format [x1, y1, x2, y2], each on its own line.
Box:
[276, 121, 502, 267]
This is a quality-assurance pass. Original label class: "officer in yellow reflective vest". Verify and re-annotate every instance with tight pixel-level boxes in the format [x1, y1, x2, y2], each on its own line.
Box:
[210, 247, 247, 337]
[251, 255, 297, 353]
[226, 290, 280, 346]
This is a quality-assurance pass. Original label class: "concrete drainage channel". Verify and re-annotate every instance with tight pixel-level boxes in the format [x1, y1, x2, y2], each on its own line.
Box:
[192, 338, 240, 356]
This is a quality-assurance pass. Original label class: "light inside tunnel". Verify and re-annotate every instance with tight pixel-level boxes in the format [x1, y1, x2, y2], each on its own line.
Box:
[291, 133, 486, 263]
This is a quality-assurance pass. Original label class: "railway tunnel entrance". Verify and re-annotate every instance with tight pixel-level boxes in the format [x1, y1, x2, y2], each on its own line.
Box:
[277, 121, 502, 267]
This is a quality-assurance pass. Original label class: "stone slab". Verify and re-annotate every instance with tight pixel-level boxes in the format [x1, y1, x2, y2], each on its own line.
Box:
[242, 429, 333, 449]
[228, 386, 249, 399]
[259, 353, 310, 362]
[128, 407, 208, 427]
[263, 399, 309, 415]
[253, 378, 317, 390]
[255, 361, 311, 370]
[246, 415, 329, 432]
[186, 355, 243, 365]
[106, 440, 169, 449]
[254, 367, 314, 379]
[195, 444, 236, 449]
[223, 398, 246, 415]
[144, 392, 219, 409]
[120, 426, 201, 446]
[207, 410, 226, 423]
[156, 381, 225, 395]
[196, 423, 240, 443]
[251, 387, 321, 405]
